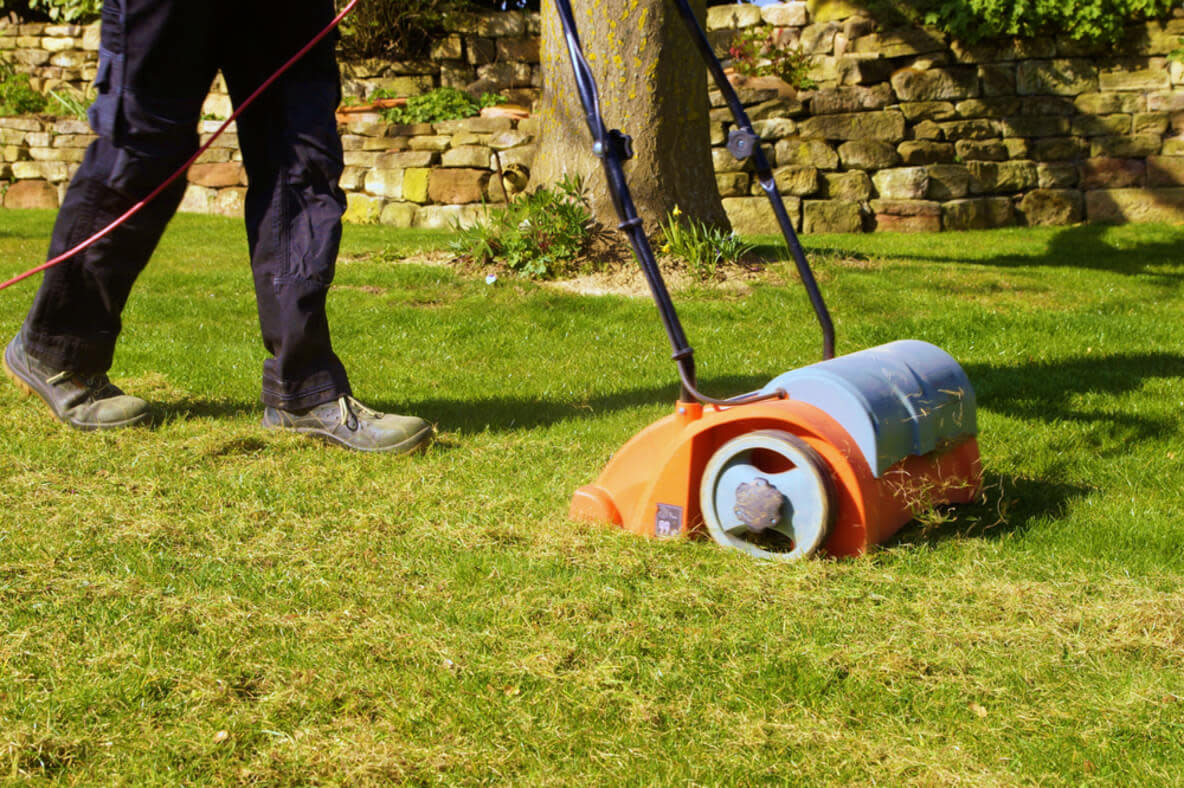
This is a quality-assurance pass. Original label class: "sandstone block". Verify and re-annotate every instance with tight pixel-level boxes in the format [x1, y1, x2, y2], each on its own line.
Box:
[1071, 114, 1132, 137]
[891, 66, 979, 103]
[939, 119, 999, 141]
[428, 168, 490, 204]
[1000, 115, 1070, 138]
[838, 140, 899, 169]
[344, 193, 384, 224]
[1080, 158, 1146, 189]
[380, 202, 418, 228]
[1163, 137, 1184, 155]
[716, 172, 751, 198]
[771, 165, 820, 196]
[806, 0, 865, 23]
[1085, 187, 1184, 223]
[873, 167, 928, 200]
[1091, 135, 1162, 158]
[476, 61, 534, 89]
[431, 35, 463, 61]
[955, 140, 1008, 161]
[408, 135, 452, 152]
[803, 200, 863, 233]
[952, 38, 1055, 63]
[871, 200, 941, 232]
[1017, 60, 1098, 96]
[1147, 156, 1184, 186]
[821, 170, 872, 200]
[713, 147, 749, 173]
[853, 29, 946, 58]
[1004, 138, 1031, 159]
[476, 10, 525, 37]
[898, 141, 955, 164]
[775, 138, 839, 169]
[188, 162, 245, 188]
[364, 168, 404, 199]
[442, 145, 492, 168]
[1148, 91, 1184, 112]
[1038, 163, 1080, 189]
[979, 64, 1016, 97]
[1075, 92, 1145, 115]
[968, 161, 1038, 194]
[214, 188, 247, 218]
[798, 110, 905, 142]
[489, 129, 531, 150]
[810, 84, 894, 115]
[926, 164, 971, 200]
[339, 166, 366, 192]
[836, 54, 895, 86]
[402, 168, 431, 204]
[763, 2, 808, 27]
[723, 196, 801, 234]
[414, 204, 483, 230]
[707, 4, 763, 30]
[1021, 96, 1076, 117]
[912, 120, 945, 140]
[1018, 189, 1083, 226]
[4, 179, 58, 209]
[342, 151, 380, 168]
[801, 22, 840, 55]
[1099, 63, 1170, 92]
[1031, 137, 1089, 161]
[752, 118, 797, 140]
[434, 117, 512, 135]
[377, 150, 436, 169]
[495, 144, 536, 169]
[956, 98, 1022, 118]
[942, 197, 1014, 230]
[900, 101, 956, 122]
[1133, 112, 1170, 136]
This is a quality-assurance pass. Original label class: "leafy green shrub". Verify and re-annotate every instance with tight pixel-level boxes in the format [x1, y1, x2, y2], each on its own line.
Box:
[451, 175, 594, 279]
[380, 86, 505, 125]
[868, 0, 1176, 45]
[0, 0, 101, 23]
[728, 27, 815, 90]
[336, 0, 468, 60]
[0, 63, 47, 115]
[659, 205, 753, 282]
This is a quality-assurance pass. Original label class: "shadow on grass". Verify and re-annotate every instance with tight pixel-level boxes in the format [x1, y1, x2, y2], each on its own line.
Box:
[891, 472, 1092, 549]
[966, 351, 1184, 446]
[979, 223, 1184, 278]
[386, 374, 772, 434]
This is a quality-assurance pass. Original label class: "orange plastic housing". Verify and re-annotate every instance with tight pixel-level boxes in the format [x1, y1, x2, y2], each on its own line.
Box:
[570, 399, 982, 557]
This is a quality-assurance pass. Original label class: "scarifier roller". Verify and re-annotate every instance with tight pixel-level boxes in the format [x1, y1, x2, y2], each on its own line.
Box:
[556, 0, 982, 560]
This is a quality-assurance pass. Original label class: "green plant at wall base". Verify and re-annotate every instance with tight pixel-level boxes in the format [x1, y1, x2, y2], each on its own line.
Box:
[659, 205, 753, 282]
[0, 64, 47, 116]
[728, 27, 815, 90]
[381, 86, 505, 125]
[0, 0, 101, 22]
[451, 175, 594, 279]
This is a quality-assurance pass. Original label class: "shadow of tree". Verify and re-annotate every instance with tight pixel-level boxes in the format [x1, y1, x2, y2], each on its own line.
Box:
[966, 351, 1184, 447]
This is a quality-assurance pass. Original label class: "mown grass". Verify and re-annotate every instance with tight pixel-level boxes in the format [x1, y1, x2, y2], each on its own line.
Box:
[0, 210, 1181, 785]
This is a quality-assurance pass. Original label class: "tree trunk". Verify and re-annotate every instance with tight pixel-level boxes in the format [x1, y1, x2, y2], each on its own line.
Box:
[532, 0, 728, 241]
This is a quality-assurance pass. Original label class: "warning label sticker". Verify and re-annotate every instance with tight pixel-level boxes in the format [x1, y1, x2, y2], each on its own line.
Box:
[654, 504, 684, 538]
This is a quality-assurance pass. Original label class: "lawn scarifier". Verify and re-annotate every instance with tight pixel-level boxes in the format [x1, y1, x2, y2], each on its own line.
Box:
[557, 0, 983, 560]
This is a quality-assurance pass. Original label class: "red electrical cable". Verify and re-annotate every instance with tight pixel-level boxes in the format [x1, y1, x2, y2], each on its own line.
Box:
[0, 0, 360, 294]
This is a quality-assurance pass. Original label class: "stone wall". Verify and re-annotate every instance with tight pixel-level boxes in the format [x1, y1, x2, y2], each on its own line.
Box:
[4, 5, 1184, 233]
[706, 1, 1184, 232]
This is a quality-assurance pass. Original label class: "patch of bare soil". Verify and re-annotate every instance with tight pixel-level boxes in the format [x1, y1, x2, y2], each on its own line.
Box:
[546, 258, 772, 297]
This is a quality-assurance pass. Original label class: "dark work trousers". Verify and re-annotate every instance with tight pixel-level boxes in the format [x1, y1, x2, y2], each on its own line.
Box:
[22, 0, 351, 411]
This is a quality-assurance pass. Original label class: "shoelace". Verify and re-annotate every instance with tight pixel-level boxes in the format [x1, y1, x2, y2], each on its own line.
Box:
[337, 395, 384, 431]
[46, 370, 109, 391]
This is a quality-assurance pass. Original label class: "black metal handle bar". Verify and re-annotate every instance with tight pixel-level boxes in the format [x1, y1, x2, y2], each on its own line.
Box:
[552, 0, 833, 407]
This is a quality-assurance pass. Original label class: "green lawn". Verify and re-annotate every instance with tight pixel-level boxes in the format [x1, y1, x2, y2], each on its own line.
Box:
[0, 211, 1181, 785]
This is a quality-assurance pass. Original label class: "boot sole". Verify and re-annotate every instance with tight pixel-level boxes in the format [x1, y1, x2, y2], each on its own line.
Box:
[3, 350, 150, 432]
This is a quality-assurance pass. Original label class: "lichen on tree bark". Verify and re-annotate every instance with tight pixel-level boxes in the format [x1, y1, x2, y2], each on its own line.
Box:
[532, 0, 729, 240]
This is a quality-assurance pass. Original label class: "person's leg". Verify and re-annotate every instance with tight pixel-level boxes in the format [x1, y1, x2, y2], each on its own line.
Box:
[21, 0, 219, 374]
[6, 0, 219, 429]
[222, 2, 432, 452]
[220, 0, 349, 412]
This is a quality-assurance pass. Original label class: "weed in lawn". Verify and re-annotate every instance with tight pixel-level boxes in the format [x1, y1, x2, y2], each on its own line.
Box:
[451, 175, 595, 279]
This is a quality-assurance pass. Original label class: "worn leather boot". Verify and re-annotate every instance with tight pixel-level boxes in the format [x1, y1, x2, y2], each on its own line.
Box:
[3, 333, 150, 430]
[263, 395, 433, 454]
